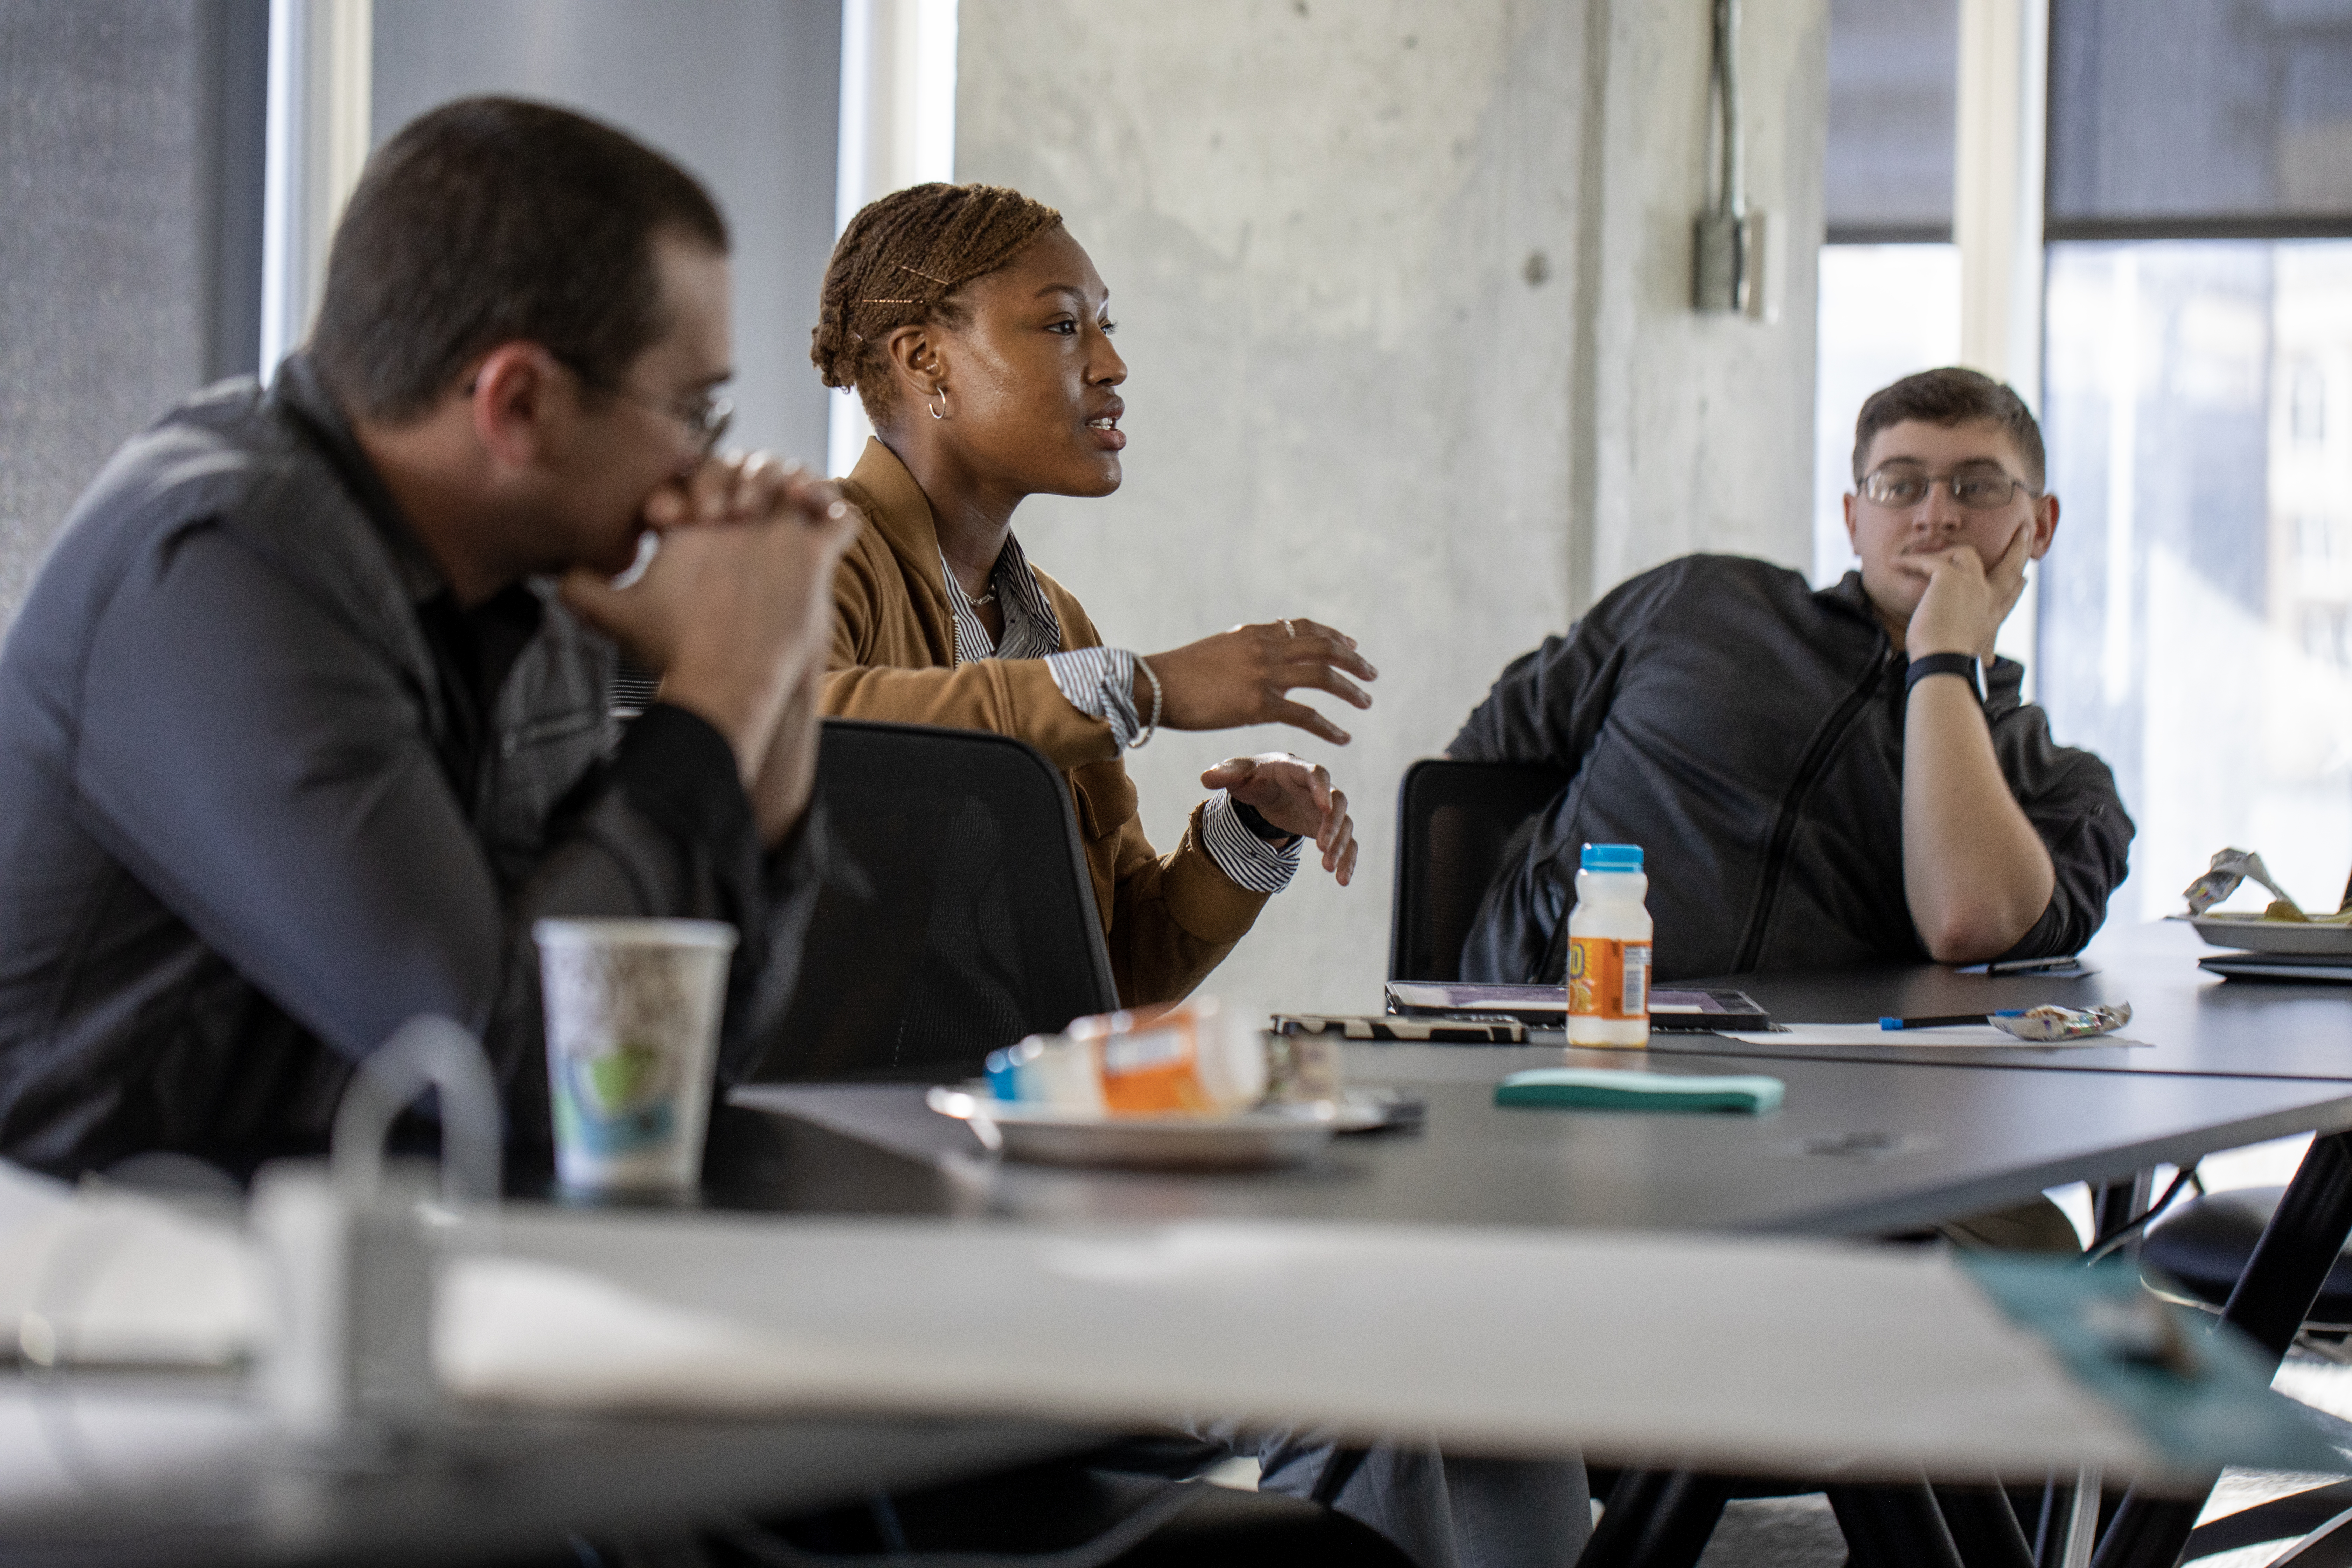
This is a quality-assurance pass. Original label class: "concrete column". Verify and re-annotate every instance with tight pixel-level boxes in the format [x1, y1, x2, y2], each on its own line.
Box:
[956, 0, 1827, 1014]
[1580, 0, 1828, 601]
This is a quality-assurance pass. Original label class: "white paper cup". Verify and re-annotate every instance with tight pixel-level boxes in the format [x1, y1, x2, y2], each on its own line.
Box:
[533, 918, 738, 1192]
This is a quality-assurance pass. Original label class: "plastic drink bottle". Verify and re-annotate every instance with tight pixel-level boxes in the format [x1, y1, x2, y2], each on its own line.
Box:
[1565, 843, 1652, 1047]
[985, 997, 1269, 1117]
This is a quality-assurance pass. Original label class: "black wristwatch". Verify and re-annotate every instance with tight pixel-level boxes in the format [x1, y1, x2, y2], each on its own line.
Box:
[1905, 651, 1983, 702]
[1232, 799, 1300, 846]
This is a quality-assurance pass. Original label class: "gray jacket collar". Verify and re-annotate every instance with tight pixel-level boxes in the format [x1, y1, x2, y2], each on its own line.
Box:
[269, 354, 449, 607]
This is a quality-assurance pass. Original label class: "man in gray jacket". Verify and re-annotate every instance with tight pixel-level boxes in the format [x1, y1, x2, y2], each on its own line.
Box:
[0, 99, 853, 1176]
[1456, 368, 2132, 986]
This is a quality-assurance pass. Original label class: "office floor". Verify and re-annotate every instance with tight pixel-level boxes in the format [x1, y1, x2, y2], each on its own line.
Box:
[1694, 1494, 1848, 1566]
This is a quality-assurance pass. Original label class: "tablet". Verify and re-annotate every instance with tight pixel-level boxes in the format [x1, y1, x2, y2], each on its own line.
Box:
[1382, 981, 1772, 1032]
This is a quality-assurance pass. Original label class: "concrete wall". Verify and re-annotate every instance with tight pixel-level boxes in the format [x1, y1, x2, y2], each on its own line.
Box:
[1582, 0, 1829, 597]
[957, 0, 1827, 1018]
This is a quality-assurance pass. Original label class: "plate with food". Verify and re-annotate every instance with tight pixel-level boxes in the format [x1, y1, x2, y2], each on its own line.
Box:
[925, 1085, 1386, 1170]
[2178, 912, 2352, 957]
[2177, 848, 2352, 954]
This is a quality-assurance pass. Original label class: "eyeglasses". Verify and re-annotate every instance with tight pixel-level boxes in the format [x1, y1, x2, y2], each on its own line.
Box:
[591, 377, 734, 459]
[464, 355, 735, 459]
[1859, 464, 2036, 510]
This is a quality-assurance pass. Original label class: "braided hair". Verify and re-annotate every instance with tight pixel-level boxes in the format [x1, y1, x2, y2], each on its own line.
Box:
[810, 182, 1064, 423]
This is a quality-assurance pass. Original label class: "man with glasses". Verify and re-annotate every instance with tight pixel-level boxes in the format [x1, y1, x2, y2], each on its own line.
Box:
[1452, 367, 2132, 994]
[0, 99, 854, 1176]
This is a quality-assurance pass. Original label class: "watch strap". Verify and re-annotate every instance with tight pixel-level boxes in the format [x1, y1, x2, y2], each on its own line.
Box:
[1905, 652, 1983, 701]
[1232, 798, 1298, 845]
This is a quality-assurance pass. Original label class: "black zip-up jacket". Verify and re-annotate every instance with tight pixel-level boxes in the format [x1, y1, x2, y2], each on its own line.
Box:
[1448, 554, 2133, 983]
[0, 362, 824, 1176]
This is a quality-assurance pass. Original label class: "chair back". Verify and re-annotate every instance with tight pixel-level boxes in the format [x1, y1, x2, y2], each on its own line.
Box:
[1387, 758, 1570, 982]
[750, 719, 1119, 1083]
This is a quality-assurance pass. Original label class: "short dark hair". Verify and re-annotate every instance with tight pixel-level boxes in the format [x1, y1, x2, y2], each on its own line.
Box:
[1852, 368, 2047, 491]
[310, 97, 728, 422]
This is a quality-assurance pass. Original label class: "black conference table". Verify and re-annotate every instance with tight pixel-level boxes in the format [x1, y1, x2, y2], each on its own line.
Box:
[1650, 917, 2352, 1080]
[714, 1044, 2352, 1241]
[0, 1402, 1092, 1568]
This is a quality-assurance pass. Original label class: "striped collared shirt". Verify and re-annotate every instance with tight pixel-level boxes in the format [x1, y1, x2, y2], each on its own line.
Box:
[940, 536, 1298, 895]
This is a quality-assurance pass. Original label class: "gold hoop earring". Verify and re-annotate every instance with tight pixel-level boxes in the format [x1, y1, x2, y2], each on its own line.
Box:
[929, 386, 949, 421]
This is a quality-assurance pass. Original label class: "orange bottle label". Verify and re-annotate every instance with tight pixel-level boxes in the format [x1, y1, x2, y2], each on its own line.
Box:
[1097, 1026, 1216, 1115]
[1568, 937, 1651, 1020]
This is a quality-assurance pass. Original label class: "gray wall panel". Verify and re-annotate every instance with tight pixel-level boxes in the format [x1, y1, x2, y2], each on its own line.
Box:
[0, 0, 221, 627]
[370, 0, 842, 466]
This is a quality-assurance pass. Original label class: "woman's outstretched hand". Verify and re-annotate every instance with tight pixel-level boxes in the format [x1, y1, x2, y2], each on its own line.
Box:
[1142, 619, 1376, 746]
[1202, 754, 1358, 886]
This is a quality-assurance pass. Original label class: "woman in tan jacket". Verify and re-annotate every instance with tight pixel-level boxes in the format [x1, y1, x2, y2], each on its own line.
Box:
[807, 184, 1376, 1007]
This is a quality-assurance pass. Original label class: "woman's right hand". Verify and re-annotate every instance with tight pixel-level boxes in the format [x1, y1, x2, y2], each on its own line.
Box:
[1140, 619, 1377, 746]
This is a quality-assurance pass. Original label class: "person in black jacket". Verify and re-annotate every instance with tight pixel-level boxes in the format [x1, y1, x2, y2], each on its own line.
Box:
[1455, 367, 2131, 987]
[0, 100, 854, 1176]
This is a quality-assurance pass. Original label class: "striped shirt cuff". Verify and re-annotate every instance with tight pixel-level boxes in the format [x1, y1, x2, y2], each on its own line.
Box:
[1045, 646, 1145, 748]
[1200, 789, 1301, 895]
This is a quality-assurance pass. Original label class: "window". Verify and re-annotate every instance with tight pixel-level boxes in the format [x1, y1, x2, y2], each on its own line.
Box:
[1813, 245, 1962, 583]
[2049, 0, 2352, 234]
[2036, 0, 2352, 922]
[1813, 0, 1963, 586]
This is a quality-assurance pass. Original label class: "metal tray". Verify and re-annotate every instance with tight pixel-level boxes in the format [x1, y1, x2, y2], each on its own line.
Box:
[2180, 913, 2352, 957]
[924, 1086, 1382, 1170]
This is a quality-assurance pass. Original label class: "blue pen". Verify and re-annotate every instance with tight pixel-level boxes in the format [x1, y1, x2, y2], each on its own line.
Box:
[1879, 1010, 2028, 1030]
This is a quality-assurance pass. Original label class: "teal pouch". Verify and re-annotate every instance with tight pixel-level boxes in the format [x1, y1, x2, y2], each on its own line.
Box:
[1494, 1067, 1786, 1114]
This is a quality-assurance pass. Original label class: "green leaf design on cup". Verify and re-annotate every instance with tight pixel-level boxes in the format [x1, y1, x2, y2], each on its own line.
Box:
[580, 1040, 663, 1114]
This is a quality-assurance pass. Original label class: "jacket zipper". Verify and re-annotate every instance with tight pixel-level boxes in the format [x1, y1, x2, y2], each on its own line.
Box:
[1727, 651, 1895, 971]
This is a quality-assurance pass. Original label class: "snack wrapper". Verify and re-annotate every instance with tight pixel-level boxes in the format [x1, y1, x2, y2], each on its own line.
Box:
[1990, 1001, 2131, 1042]
[2182, 848, 2299, 917]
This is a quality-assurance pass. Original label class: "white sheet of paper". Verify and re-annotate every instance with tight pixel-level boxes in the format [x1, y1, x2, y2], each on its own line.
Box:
[1718, 1024, 2141, 1049]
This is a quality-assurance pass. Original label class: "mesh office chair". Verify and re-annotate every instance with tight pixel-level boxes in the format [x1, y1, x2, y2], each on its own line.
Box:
[742, 725, 1407, 1562]
[746, 719, 1119, 1084]
[1387, 758, 1570, 981]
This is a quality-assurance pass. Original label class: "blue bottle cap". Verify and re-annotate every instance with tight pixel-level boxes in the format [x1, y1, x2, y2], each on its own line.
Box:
[984, 1047, 1021, 1101]
[1580, 842, 1644, 872]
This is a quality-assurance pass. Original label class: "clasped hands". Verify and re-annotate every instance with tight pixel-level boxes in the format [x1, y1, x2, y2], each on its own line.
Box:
[1898, 522, 2034, 663]
[562, 451, 856, 845]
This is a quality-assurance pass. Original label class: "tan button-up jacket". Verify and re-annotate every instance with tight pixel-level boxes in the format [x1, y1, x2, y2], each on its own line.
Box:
[822, 439, 1267, 1007]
